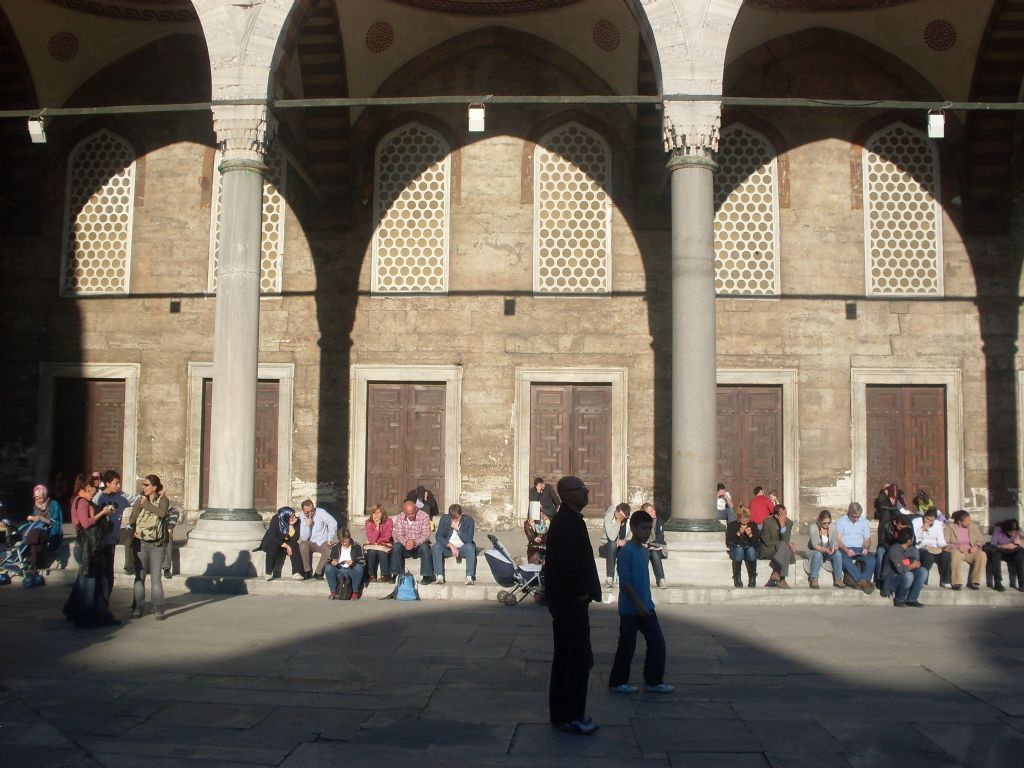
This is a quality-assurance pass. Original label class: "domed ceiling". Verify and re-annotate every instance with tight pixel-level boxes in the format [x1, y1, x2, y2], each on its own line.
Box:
[747, 0, 920, 9]
[389, 0, 581, 12]
[44, 0, 196, 22]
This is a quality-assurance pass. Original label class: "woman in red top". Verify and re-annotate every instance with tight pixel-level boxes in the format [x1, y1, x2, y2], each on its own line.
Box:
[363, 504, 393, 582]
[63, 473, 119, 628]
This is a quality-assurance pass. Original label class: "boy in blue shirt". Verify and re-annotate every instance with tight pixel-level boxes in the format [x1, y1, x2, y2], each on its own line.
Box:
[608, 510, 674, 694]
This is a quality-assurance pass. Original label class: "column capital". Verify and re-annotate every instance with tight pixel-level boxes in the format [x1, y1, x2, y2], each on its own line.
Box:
[212, 103, 276, 166]
[662, 100, 721, 159]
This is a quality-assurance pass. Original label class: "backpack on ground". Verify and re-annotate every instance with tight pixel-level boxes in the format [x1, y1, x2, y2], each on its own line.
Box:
[337, 574, 353, 601]
[382, 571, 420, 601]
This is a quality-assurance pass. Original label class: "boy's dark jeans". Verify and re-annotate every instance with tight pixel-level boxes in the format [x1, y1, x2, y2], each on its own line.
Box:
[609, 611, 666, 687]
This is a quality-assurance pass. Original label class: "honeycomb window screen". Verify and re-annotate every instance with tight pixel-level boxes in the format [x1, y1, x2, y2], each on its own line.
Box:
[208, 145, 288, 294]
[714, 125, 780, 296]
[534, 122, 612, 294]
[60, 129, 136, 296]
[372, 123, 450, 293]
[863, 122, 943, 297]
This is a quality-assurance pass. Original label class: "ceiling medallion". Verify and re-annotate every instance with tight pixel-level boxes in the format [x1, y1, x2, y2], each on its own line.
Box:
[923, 19, 956, 52]
[45, 0, 197, 22]
[48, 31, 80, 61]
[592, 20, 620, 52]
[388, 0, 581, 14]
[365, 21, 395, 54]
[746, 0, 920, 10]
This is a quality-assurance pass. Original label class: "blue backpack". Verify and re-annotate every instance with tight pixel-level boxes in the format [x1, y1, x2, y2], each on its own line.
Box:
[388, 571, 420, 601]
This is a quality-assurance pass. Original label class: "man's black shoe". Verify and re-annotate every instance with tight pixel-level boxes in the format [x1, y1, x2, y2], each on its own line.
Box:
[905, 601, 924, 607]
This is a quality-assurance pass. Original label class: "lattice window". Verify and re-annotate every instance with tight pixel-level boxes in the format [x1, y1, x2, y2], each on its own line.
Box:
[208, 145, 287, 294]
[534, 123, 612, 294]
[60, 130, 136, 296]
[714, 125, 780, 296]
[863, 122, 942, 296]
[372, 123, 450, 293]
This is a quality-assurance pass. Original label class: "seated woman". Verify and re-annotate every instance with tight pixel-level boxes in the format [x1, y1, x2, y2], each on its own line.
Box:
[25, 484, 63, 572]
[725, 505, 760, 588]
[987, 519, 1023, 592]
[913, 509, 952, 588]
[807, 509, 843, 589]
[259, 507, 303, 581]
[641, 502, 668, 589]
[602, 503, 630, 587]
[524, 508, 550, 565]
[363, 505, 393, 582]
[325, 528, 366, 600]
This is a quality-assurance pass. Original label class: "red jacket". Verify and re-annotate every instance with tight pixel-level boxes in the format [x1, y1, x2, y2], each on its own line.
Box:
[749, 495, 775, 526]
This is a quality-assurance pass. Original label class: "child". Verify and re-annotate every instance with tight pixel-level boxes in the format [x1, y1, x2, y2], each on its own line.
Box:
[608, 510, 674, 694]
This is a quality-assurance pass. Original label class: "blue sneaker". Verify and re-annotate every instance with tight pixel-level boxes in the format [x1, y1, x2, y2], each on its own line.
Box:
[644, 683, 675, 694]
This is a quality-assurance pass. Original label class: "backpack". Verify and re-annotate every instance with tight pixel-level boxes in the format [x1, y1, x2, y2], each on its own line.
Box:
[337, 574, 353, 601]
[135, 505, 165, 543]
[383, 571, 420, 601]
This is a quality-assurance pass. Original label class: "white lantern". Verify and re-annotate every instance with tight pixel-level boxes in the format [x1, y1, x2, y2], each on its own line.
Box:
[468, 104, 485, 133]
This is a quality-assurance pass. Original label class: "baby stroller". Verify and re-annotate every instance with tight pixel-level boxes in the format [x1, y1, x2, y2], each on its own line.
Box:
[483, 534, 544, 606]
[0, 520, 50, 585]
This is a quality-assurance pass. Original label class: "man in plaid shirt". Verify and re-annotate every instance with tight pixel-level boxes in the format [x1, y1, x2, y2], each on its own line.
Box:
[388, 500, 435, 583]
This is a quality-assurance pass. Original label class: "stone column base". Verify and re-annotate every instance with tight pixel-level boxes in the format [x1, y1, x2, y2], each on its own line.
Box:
[664, 517, 724, 533]
[178, 518, 267, 577]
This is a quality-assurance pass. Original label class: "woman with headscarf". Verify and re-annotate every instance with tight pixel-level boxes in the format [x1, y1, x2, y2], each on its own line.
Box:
[258, 506, 303, 581]
[405, 486, 439, 520]
[62, 473, 119, 628]
[25, 484, 62, 572]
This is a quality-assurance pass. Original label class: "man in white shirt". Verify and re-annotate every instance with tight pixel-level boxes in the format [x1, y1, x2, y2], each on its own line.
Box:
[912, 508, 952, 588]
[297, 499, 338, 581]
[835, 502, 876, 594]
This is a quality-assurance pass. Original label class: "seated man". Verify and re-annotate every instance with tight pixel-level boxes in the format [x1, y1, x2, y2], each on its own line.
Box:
[879, 527, 926, 607]
[389, 500, 435, 584]
[431, 503, 477, 585]
[944, 510, 987, 591]
[835, 502, 876, 594]
[758, 504, 796, 588]
[297, 499, 338, 580]
[913, 509, 952, 588]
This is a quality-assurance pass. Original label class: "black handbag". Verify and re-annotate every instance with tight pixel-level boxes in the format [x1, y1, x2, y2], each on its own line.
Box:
[598, 542, 609, 558]
[337, 575, 353, 600]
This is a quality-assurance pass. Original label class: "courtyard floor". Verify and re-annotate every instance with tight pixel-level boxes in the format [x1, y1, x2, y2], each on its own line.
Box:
[1, 582, 1023, 768]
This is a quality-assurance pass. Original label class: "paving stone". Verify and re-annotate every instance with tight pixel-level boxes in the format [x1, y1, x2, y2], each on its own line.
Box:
[670, 754, 770, 768]
[0, 745, 102, 768]
[351, 716, 515, 755]
[509, 723, 640, 757]
[148, 702, 277, 729]
[911, 722, 1024, 768]
[630, 700, 737, 720]
[746, 721, 843, 753]
[79, 736, 288, 765]
[767, 755, 854, 768]
[820, 721, 945, 753]
[632, 718, 763, 752]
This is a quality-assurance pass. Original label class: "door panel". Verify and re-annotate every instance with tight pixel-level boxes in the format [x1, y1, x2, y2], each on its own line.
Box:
[365, 383, 446, 515]
[867, 385, 946, 514]
[200, 379, 280, 511]
[716, 386, 783, 507]
[530, 384, 612, 515]
[51, 378, 126, 515]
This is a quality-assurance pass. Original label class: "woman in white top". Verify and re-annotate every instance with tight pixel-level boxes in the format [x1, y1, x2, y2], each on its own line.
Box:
[912, 508, 952, 588]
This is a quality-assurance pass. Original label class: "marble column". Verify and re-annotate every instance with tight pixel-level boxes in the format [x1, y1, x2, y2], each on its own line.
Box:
[664, 103, 721, 531]
[180, 105, 273, 576]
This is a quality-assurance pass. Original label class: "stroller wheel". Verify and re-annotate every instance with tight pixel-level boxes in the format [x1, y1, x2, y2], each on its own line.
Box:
[496, 590, 509, 604]
[503, 592, 519, 606]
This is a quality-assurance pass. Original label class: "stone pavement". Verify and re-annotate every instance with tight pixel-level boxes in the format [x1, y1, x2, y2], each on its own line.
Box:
[1, 583, 1023, 768]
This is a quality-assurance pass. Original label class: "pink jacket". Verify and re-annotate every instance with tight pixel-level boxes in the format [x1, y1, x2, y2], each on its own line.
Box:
[365, 516, 394, 545]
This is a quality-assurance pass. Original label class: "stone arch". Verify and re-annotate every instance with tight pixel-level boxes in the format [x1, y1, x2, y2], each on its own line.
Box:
[0, 3, 40, 234]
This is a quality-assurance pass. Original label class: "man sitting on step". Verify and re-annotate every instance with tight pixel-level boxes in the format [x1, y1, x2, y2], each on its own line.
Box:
[389, 500, 435, 584]
[835, 502, 876, 595]
[758, 504, 796, 589]
[431, 503, 477, 585]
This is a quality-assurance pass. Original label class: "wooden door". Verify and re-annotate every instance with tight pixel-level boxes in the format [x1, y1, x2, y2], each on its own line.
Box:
[51, 378, 126, 516]
[365, 383, 445, 515]
[530, 384, 612, 515]
[200, 379, 280, 511]
[866, 386, 946, 515]
[716, 386, 783, 507]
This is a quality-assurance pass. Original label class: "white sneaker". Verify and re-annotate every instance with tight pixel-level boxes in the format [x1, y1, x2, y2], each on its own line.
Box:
[644, 683, 674, 694]
[606, 578, 615, 587]
[658, 580, 667, 590]
[292, 573, 305, 581]
[264, 574, 275, 581]
[435, 575, 445, 585]
[465, 577, 474, 586]
[609, 683, 638, 694]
